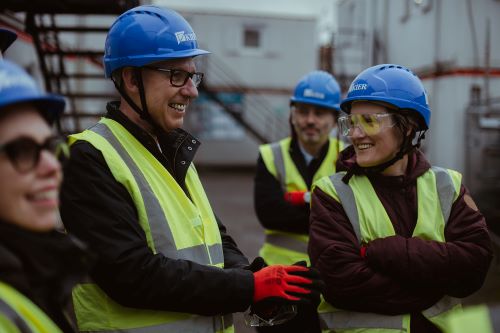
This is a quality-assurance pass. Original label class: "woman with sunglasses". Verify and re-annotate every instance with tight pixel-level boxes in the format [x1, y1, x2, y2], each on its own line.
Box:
[308, 64, 492, 333]
[0, 59, 89, 332]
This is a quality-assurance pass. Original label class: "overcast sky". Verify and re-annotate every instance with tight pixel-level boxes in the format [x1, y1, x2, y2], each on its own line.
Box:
[154, 0, 337, 44]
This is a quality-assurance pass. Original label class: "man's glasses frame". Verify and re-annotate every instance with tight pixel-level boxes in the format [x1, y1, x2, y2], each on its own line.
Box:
[0, 136, 69, 173]
[143, 66, 204, 88]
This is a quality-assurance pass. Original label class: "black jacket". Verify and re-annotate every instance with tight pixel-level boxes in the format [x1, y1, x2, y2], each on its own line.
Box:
[0, 222, 89, 333]
[60, 102, 254, 316]
[254, 137, 331, 234]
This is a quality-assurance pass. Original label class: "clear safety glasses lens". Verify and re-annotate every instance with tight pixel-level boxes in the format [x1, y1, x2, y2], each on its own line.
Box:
[338, 113, 395, 137]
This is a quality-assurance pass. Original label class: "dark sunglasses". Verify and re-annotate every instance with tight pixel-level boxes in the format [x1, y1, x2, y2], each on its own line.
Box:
[0, 136, 69, 173]
[143, 66, 204, 88]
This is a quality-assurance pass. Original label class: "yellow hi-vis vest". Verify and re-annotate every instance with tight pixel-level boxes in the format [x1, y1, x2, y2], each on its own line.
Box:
[259, 137, 342, 265]
[313, 167, 463, 333]
[69, 118, 233, 333]
[446, 304, 500, 333]
[0, 281, 63, 333]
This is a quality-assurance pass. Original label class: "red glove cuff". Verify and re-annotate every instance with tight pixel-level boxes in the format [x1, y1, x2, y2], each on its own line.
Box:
[284, 191, 307, 205]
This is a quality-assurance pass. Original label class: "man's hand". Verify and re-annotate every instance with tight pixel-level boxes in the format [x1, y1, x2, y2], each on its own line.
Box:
[253, 263, 324, 305]
[288, 261, 324, 307]
[245, 257, 267, 273]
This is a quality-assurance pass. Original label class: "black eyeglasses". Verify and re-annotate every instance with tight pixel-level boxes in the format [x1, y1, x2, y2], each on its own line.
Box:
[0, 136, 69, 173]
[143, 66, 204, 88]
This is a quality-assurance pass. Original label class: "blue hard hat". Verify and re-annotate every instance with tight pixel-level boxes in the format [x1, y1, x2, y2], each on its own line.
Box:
[340, 64, 430, 130]
[290, 70, 341, 111]
[104, 5, 210, 78]
[0, 60, 65, 123]
[0, 28, 17, 53]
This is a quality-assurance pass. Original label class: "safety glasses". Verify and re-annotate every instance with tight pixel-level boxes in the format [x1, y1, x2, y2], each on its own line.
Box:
[0, 136, 69, 173]
[143, 66, 204, 88]
[338, 113, 395, 137]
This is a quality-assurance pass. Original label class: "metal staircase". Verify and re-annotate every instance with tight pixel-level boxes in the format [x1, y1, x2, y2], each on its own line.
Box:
[197, 53, 289, 143]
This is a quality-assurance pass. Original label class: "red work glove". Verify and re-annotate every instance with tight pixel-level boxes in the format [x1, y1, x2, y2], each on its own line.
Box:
[253, 264, 319, 303]
[284, 191, 310, 205]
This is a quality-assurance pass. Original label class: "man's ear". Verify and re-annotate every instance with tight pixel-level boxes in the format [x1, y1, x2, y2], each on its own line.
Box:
[122, 67, 139, 93]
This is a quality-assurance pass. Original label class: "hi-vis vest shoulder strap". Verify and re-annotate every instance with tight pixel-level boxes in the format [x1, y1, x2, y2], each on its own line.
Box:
[69, 118, 233, 333]
[258, 137, 342, 265]
[314, 167, 462, 333]
[259, 137, 342, 193]
[0, 281, 63, 333]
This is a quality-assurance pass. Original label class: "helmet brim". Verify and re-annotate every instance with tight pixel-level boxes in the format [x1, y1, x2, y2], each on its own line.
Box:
[0, 94, 65, 124]
[290, 96, 340, 111]
[105, 48, 211, 78]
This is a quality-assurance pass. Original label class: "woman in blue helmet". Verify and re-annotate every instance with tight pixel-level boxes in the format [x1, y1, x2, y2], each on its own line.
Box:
[308, 64, 492, 333]
[0, 57, 89, 332]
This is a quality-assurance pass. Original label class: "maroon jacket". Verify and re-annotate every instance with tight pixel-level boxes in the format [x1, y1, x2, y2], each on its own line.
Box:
[308, 146, 493, 333]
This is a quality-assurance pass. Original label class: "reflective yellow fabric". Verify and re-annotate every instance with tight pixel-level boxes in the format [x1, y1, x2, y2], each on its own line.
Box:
[446, 305, 494, 333]
[69, 119, 232, 333]
[314, 168, 462, 333]
[259, 137, 342, 265]
[0, 282, 62, 333]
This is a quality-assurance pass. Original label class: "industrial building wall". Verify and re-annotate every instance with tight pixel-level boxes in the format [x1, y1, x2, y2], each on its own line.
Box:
[173, 10, 319, 166]
[183, 12, 317, 87]
[335, 0, 500, 174]
[422, 77, 500, 173]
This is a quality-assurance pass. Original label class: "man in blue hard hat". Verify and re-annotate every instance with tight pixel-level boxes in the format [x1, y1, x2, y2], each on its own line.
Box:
[60, 5, 323, 332]
[254, 70, 343, 332]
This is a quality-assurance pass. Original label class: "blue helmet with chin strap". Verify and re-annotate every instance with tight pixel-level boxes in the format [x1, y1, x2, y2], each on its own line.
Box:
[104, 5, 210, 78]
[0, 60, 65, 123]
[290, 70, 341, 111]
[340, 64, 430, 130]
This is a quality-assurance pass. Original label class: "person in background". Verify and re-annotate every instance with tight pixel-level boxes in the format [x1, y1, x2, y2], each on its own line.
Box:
[60, 5, 323, 332]
[254, 70, 342, 332]
[309, 64, 492, 333]
[0, 54, 89, 332]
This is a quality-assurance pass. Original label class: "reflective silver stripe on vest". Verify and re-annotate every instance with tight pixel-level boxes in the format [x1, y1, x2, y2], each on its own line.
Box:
[90, 123, 223, 266]
[422, 296, 460, 317]
[80, 314, 234, 333]
[430, 166, 456, 225]
[321, 297, 459, 331]
[0, 298, 32, 333]
[489, 305, 500, 332]
[265, 234, 308, 253]
[330, 173, 362, 243]
[320, 310, 405, 331]
[330, 168, 457, 244]
[270, 142, 286, 191]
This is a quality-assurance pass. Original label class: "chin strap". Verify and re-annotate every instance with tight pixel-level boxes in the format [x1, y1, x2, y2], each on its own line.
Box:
[342, 130, 426, 184]
[112, 68, 164, 134]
